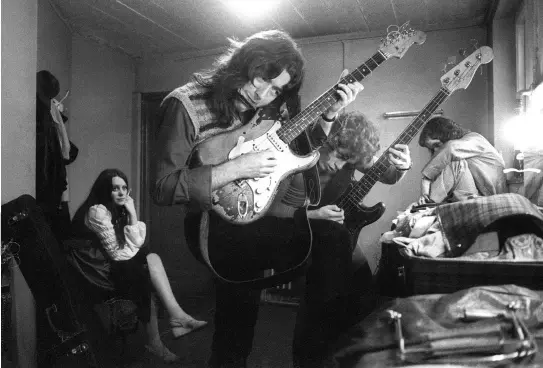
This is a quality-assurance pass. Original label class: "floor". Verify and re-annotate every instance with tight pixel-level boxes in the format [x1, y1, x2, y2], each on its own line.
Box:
[121, 294, 299, 368]
[55, 281, 379, 368]
[49, 283, 307, 368]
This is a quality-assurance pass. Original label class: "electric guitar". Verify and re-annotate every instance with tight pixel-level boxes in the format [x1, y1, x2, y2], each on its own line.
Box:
[321, 46, 494, 245]
[191, 23, 426, 224]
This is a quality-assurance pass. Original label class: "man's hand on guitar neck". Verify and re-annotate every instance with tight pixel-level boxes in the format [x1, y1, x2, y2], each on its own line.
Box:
[320, 69, 364, 135]
[308, 204, 345, 224]
[211, 149, 278, 191]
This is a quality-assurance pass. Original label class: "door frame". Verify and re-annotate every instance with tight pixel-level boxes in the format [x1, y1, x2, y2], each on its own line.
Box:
[138, 91, 169, 247]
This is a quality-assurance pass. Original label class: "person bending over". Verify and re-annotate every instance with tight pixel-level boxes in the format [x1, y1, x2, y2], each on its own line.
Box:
[290, 111, 411, 319]
[417, 116, 506, 204]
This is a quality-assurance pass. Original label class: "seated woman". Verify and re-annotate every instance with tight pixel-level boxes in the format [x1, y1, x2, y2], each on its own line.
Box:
[69, 168, 207, 363]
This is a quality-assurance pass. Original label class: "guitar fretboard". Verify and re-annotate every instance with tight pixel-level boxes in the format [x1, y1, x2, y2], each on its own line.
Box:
[277, 51, 387, 144]
[337, 87, 451, 213]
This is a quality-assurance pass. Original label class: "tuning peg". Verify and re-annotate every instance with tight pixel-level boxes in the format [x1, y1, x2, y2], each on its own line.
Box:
[458, 48, 467, 58]
[471, 39, 480, 51]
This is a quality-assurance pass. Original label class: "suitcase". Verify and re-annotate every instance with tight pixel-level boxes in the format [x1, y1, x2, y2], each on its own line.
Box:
[379, 241, 543, 297]
[379, 197, 543, 297]
[1, 194, 101, 367]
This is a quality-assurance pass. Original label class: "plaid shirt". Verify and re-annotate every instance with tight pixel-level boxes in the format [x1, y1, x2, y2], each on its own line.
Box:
[437, 193, 543, 256]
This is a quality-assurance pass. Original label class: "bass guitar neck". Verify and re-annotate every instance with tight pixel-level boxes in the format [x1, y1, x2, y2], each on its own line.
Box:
[331, 46, 494, 244]
[200, 24, 426, 224]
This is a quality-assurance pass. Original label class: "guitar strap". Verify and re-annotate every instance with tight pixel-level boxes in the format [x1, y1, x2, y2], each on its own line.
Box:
[197, 208, 312, 289]
[195, 132, 318, 289]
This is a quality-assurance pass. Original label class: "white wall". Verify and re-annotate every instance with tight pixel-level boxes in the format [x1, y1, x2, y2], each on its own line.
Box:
[68, 37, 136, 216]
[136, 26, 490, 272]
[1, 0, 37, 204]
[136, 55, 216, 92]
[491, 17, 517, 170]
[1, 0, 38, 366]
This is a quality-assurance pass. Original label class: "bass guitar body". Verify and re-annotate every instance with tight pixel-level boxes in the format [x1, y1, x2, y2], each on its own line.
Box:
[321, 178, 386, 245]
[343, 201, 386, 245]
[190, 111, 319, 224]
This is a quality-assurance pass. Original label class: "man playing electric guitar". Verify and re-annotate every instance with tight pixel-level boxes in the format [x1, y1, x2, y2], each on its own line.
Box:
[152, 30, 363, 368]
[280, 111, 412, 320]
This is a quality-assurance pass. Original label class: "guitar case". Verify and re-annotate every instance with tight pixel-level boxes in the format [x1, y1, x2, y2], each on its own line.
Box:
[1, 194, 100, 367]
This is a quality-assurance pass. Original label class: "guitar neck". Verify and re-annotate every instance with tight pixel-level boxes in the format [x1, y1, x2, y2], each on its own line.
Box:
[336, 87, 451, 208]
[277, 51, 388, 144]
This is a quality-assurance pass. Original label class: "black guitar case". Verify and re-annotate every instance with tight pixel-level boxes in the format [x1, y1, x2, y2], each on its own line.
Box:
[1, 194, 100, 367]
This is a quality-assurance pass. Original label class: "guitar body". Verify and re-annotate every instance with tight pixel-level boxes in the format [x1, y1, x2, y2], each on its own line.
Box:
[190, 112, 319, 224]
[189, 24, 428, 224]
[322, 177, 386, 245]
[343, 201, 386, 245]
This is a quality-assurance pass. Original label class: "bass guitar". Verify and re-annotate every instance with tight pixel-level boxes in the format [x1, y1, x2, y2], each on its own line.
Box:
[192, 23, 426, 224]
[321, 46, 494, 244]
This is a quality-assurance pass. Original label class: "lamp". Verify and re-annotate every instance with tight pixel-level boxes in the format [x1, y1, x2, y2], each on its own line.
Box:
[503, 82, 543, 180]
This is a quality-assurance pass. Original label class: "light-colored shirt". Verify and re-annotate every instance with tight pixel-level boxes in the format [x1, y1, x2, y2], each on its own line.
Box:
[85, 204, 146, 261]
[421, 132, 507, 196]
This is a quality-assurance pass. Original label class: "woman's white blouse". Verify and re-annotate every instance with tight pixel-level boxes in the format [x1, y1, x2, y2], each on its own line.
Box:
[85, 204, 146, 261]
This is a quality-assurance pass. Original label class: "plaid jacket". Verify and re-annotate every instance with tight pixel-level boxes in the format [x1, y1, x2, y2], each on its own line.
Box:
[437, 193, 543, 256]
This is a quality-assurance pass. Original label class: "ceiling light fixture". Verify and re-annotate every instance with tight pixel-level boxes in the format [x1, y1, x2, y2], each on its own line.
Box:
[221, 0, 280, 19]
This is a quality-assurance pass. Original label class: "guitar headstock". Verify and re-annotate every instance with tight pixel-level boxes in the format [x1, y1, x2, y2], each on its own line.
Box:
[441, 46, 494, 92]
[379, 22, 426, 59]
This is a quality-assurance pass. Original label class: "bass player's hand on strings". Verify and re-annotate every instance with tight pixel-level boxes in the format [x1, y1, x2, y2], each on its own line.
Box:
[308, 205, 345, 224]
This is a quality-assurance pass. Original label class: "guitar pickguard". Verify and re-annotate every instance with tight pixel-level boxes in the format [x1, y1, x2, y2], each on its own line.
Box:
[212, 122, 319, 223]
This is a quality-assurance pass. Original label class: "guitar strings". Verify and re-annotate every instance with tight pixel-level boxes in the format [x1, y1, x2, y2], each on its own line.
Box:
[339, 88, 450, 213]
[338, 87, 451, 215]
[277, 53, 386, 145]
[339, 56, 484, 214]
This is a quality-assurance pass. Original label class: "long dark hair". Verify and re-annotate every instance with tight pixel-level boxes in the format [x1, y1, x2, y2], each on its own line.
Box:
[418, 117, 471, 146]
[72, 168, 130, 247]
[37, 70, 60, 100]
[194, 29, 305, 126]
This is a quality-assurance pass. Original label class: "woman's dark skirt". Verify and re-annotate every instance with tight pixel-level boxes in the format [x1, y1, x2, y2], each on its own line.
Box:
[66, 239, 153, 323]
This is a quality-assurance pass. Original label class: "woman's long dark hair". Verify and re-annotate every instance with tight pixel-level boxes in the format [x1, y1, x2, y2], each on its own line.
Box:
[418, 117, 471, 146]
[72, 168, 130, 247]
[194, 29, 305, 126]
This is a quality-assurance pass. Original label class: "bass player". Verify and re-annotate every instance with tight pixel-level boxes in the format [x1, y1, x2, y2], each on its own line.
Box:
[305, 111, 412, 318]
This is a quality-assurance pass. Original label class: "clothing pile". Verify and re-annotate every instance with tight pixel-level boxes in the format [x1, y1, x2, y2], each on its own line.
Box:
[380, 205, 448, 257]
[380, 193, 543, 260]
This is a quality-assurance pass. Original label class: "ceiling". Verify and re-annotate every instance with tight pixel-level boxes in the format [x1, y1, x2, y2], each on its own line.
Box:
[49, 0, 516, 60]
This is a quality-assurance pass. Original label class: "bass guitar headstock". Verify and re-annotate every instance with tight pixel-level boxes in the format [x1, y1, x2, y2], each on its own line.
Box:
[379, 22, 426, 59]
[441, 46, 494, 92]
